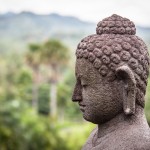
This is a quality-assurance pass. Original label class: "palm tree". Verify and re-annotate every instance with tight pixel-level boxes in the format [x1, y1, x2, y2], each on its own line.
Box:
[41, 39, 70, 117]
[25, 44, 41, 110]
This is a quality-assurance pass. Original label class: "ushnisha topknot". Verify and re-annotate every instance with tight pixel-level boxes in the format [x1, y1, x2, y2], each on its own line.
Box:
[76, 14, 150, 108]
[96, 14, 136, 35]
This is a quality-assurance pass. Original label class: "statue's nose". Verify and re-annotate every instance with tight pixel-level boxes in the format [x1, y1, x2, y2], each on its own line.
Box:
[72, 82, 82, 102]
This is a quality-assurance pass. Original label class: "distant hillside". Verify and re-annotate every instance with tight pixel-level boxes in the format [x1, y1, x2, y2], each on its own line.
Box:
[0, 12, 95, 53]
[136, 26, 150, 44]
[0, 11, 150, 53]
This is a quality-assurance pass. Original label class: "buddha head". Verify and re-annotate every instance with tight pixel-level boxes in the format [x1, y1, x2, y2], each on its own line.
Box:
[72, 14, 150, 124]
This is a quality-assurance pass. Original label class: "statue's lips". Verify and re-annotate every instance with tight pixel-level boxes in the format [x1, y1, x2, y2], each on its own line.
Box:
[79, 103, 86, 112]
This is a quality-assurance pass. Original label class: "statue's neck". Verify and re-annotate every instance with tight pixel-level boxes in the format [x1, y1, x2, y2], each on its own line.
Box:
[97, 105, 148, 138]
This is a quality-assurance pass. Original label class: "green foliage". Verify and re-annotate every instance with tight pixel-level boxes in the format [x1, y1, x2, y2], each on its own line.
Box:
[25, 39, 71, 119]
[0, 100, 67, 150]
[57, 70, 74, 107]
[57, 70, 81, 119]
[29, 44, 41, 52]
[25, 43, 41, 69]
[41, 39, 70, 66]
[0, 100, 25, 150]
[0, 41, 87, 149]
[1, 40, 149, 150]
[16, 69, 33, 101]
[58, 122, 95, 150]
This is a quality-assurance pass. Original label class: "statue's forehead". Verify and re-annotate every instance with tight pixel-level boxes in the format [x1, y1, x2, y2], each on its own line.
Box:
[75, 58, 100, 81]
[76, 59, 88, 77]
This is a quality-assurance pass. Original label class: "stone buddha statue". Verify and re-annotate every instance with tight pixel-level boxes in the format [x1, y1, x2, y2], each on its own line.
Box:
[72, 14, 150, 150]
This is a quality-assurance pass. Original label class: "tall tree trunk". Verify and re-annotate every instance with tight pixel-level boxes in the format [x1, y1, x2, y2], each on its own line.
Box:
[32, 81, 38, 110]
[50, 64, 58, 118]
[59, 107, 65, 122]
[50, 82, 57, 117]
[32, 68, 39, 111]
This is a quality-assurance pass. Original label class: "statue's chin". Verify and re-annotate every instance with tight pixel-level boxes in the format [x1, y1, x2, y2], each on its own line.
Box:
[82, 113, 100, 124]
[83, 113, 112, 124]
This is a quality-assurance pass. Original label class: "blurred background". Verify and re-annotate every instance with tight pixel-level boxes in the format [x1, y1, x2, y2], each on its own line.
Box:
[0, 0, 150, 149]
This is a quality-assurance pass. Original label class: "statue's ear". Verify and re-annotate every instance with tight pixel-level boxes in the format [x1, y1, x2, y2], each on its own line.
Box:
[116, 65, 136, 115]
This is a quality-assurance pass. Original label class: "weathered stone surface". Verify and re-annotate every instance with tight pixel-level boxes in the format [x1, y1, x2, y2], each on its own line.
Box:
[72, 14, 150, 150]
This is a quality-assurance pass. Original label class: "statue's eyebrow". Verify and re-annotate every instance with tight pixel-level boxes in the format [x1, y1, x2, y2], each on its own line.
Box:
[76, 74, 88, 83]
[75, 72, 82, 79]
[77, 74, 83, 79]
[80, 75, 89, 83]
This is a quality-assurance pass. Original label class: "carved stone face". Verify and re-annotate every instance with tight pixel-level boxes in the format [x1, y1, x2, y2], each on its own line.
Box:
[72, 58, 124, 124]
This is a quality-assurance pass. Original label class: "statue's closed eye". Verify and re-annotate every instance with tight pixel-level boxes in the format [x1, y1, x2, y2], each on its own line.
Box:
[81, 80, 88, 88]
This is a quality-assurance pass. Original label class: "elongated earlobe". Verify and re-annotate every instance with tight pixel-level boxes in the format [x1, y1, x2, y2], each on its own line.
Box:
[116, 65, 136, 115]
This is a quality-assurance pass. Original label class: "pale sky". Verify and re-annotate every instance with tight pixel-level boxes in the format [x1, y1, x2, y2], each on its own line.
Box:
[0, 0, 150, 26]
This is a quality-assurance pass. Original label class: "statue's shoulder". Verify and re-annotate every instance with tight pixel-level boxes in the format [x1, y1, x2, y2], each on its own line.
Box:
[119, 136, 150, 150]
[117, 127, 150, 150]
[101, 126, 150, 150]
[105, 130, 150, 150]
[82, 125, 150, 150]
[82, 127, 98, 150]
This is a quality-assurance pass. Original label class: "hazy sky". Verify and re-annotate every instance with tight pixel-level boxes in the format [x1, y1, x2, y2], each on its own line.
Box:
[0, 0, 150, 26]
